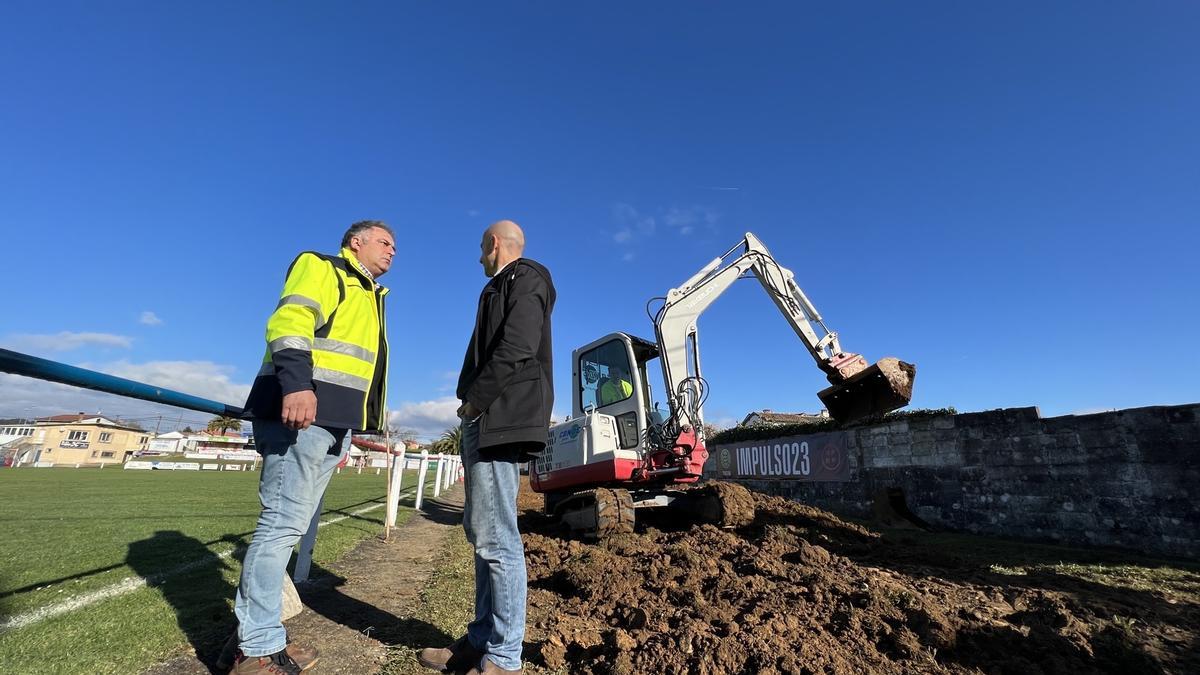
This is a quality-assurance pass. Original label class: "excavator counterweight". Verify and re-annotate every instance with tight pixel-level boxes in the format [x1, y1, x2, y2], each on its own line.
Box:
[818, 357, 916, 424]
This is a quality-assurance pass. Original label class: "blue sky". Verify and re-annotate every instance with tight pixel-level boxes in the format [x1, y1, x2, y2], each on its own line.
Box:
[1, 2, 1197, 438]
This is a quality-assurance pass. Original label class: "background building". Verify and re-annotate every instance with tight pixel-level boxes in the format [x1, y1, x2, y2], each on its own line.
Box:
[740, 409, 830, 427]
[32, 414, 149, 465]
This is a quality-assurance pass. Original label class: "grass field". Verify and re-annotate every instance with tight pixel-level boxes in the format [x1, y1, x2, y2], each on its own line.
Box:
[0, 466, 431, 674]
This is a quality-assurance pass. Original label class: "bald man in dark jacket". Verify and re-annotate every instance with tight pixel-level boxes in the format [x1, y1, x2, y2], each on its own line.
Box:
[420, 220, 554, 675]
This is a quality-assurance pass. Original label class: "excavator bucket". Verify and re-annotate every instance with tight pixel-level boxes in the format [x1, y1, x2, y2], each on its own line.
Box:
[818, 357, 916, 424]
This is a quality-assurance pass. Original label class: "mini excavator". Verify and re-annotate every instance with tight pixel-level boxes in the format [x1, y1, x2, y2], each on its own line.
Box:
[532, 233, 915, 537]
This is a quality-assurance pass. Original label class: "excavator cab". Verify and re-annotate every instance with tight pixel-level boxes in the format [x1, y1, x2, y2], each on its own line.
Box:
[574, 332, 660, 449]
[533, 333, 660, 495]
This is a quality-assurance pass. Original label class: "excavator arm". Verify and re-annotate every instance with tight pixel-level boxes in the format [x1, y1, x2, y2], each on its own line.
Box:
[651, 232, 914, 432]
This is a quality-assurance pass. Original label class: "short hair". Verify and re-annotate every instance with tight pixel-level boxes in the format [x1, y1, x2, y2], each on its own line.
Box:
[341, 220, 395, 248]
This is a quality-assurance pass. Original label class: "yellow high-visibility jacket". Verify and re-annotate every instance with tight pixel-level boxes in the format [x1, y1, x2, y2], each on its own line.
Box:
[242, 248, 389, 431]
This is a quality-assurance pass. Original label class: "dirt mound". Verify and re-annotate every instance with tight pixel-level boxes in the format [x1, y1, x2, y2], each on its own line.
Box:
[519, 482, 1194, 675]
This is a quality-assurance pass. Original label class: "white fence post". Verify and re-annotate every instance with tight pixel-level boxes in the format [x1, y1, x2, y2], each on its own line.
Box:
[385, 451, 405, 531]
[433, 453, 445, 498]
[293, 494, 323, 583]
[414, 450, 430, 510]
[445, 456, 456, 489]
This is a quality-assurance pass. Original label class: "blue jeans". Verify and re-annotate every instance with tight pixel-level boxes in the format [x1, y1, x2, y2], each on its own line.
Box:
[462, 419, 526, 671]
[235, 421, 347, 656]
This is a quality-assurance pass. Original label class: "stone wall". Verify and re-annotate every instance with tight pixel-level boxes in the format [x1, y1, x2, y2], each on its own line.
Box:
[713, 404, 1200, 559]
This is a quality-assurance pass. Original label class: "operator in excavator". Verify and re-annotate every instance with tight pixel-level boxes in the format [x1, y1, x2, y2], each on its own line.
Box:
[598, 363, 633, 406]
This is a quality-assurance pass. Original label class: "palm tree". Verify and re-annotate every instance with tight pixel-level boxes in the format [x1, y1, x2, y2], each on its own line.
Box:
[433, 425, 462, 455]
[207, 415, 243, 435]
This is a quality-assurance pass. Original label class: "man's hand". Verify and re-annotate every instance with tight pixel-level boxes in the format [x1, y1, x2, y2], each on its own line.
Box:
[282, 390, 318, 430]
[457, 401, 481, 421]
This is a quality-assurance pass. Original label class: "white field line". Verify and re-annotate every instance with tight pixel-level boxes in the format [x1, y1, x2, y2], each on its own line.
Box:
[0, 497, 399, 633]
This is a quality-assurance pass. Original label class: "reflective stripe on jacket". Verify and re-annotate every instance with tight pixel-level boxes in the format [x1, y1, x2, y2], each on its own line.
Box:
[242, 247, 389, 431]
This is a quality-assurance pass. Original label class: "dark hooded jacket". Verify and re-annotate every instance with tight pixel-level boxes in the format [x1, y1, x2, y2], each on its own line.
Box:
[457, 258, 555, 458]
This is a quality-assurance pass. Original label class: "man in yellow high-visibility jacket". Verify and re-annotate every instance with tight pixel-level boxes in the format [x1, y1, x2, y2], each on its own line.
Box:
[230, 220, 394, 675]
[598, 363, 633, 407]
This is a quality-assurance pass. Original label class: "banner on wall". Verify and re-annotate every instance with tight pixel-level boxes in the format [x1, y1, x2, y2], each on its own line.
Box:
[710, 431, 852, 482]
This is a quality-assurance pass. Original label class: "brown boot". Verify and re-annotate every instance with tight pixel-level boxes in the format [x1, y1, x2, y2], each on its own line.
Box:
[229, 648, 302, 675]
[284, 641, 320, 671]
[465, 657, 522, 675]
[417, 634, 485, 672]
[218, 635, 319, 672]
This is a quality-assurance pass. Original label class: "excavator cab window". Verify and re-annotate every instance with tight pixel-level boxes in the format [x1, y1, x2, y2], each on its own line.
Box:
[579, 340, 634, 410]
[578, 339, 641, 449]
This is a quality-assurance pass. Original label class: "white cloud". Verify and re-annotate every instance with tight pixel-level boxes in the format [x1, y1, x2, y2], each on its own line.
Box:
[622, 251, 636, 263]
[705, 415, 741, 430]
[435, 370, 459, 393]
[387, 396, 462, 440]
[612, 203, 656, 241]
[139, 311, 163, 326]
[663, 206, 720, 236]
[610, 203, 719, 252]
[2, 331, 133, 352]
[467, 209, 480, 217]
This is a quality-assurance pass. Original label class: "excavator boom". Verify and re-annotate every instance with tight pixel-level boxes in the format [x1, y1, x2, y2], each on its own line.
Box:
[653, 232, 914, 428]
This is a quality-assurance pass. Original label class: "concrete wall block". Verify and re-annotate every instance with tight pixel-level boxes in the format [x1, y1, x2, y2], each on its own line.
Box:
[1045, 463, 1088, 480]
[910, 442, 935, 457]
[906, 418, 934, 432]
[1044, 446, 1088, 465]
[1041, 416, 1080, 434]
[931, 452, 964, 467]
[867, 455, 901, 468]
[1129, 432, 1200, 465]
[1054, 430, 1083, 448]
[1077, 426, 1128, 450]
[864, 432, 889, 449]
[933, 416, 956, 430]
[934, 440, 961, 455]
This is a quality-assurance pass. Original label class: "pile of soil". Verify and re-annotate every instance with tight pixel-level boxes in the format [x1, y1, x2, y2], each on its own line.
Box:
[518, 483, 1196, 675]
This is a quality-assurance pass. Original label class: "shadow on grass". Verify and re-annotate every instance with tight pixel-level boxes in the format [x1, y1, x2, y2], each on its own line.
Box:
[421, 497, 465, 526]
[126, 531, 245, 671]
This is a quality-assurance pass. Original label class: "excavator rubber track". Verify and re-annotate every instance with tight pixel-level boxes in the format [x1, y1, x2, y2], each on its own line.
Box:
[552, 487, 635, 540]
[819, 357, 916, 424]
[666, 481, 757, 528]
